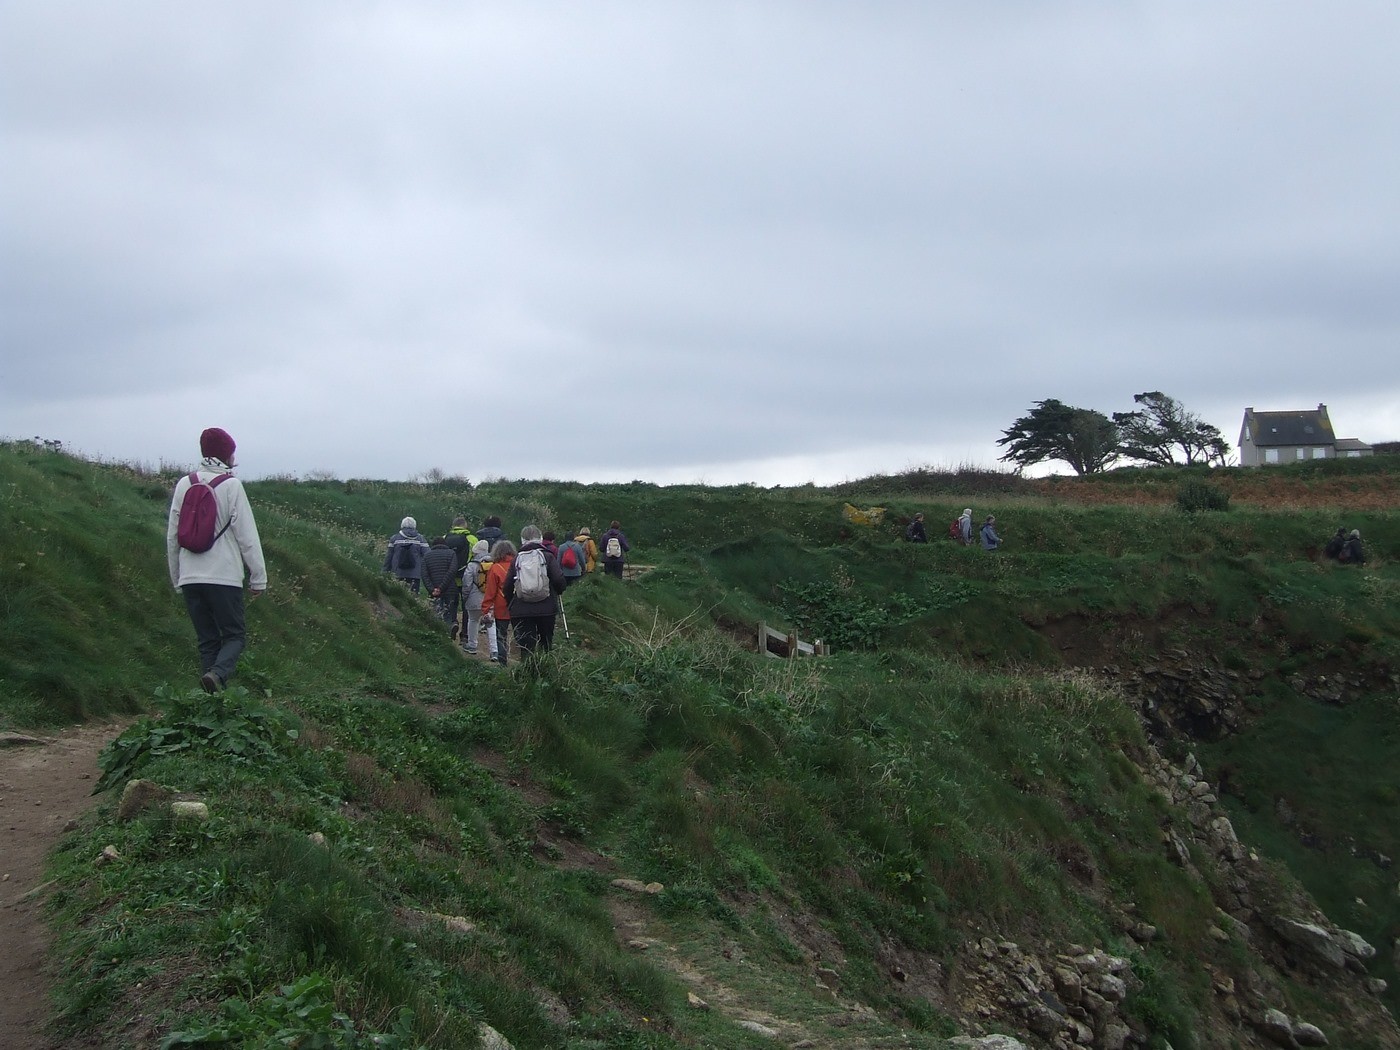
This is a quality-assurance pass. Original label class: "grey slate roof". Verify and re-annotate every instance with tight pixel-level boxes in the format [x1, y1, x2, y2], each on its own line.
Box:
[1246, 409, 1335, 447]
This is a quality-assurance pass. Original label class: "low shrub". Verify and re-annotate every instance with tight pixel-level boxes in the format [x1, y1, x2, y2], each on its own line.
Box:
[1175, 479, 1230, 513]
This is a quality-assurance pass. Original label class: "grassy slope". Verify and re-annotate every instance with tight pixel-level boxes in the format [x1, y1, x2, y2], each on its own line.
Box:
[1, 442, 1397, 1048]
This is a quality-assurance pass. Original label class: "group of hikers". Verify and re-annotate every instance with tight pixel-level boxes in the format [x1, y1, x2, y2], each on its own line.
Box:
[164, 425, 1378, 696]
[905, 508, 1001, 550]
[381, 515, 632, 664]
[1323, 527, 1366, 565]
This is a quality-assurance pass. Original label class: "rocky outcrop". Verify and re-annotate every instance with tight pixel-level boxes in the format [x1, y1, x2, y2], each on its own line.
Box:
[957, 938, 1139, 1049]
[1137, 747, 1396, 1048]
[1109, 650, 1250, 741]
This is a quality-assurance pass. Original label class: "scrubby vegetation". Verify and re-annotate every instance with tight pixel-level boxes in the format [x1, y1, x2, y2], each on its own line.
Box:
[1, 440, 1397, 1048]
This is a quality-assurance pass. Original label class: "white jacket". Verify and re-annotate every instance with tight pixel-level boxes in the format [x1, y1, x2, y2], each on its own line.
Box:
[166, 466, 268, 590]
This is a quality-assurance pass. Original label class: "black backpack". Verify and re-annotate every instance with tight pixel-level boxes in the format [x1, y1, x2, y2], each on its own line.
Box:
[396, 539, 417, 571]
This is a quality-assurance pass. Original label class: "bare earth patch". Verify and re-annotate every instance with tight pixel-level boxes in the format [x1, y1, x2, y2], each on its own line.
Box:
[0, 724, 123, 1050]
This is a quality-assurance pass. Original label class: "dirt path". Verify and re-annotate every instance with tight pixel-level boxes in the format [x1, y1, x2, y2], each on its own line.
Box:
[0, 724, 122, 1050]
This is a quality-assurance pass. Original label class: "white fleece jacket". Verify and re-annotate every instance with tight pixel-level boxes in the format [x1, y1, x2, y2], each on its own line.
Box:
[166, 464, 268, 590]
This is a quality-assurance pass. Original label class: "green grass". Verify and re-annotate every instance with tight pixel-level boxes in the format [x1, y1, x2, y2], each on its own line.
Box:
[3, 440, 1398, 1047]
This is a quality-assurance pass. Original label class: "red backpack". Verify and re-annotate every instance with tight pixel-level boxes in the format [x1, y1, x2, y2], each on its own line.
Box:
[560, 544, 579, 570]
[176, 472, 233, 553]
[948, 519, 960, 541]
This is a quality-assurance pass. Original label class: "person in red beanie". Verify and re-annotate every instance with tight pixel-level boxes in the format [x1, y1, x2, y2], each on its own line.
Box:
[165, 428, 267, 693]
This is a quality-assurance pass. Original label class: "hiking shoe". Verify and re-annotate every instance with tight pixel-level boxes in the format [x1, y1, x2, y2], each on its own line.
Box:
[464, 648, 477, 656]
[200, 672, 223, 694]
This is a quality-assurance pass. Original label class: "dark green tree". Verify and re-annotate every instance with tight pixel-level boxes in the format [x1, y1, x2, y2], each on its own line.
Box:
[1112, 391, 1230, 467]
[997, 399, 1120, 475]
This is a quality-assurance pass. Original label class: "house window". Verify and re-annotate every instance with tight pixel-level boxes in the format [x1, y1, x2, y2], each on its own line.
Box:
[1346, 451, 1361, 458]
[1265, 448, 1280, 464]
[1311, 447, 1327, 459]
[1296, 448, 1307, 461]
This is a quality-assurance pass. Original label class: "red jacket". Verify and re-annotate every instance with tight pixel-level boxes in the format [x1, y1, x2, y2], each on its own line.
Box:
[481, 554, 513, 620]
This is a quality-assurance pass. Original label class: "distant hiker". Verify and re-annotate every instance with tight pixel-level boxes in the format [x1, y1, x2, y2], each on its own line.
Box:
[958, 508, 974, 546]
[600, 520, 631, 578]
[1323, 527, 1348, 561]
[383, 517, 429, 593]
[1341, 529, 1366, 565]
[541, 530, 560, 557]
[165, 427, 267, 694]
[980, 515, 1002, 551]
[557, 532, 587, 589]
[420, 536, 462, 630]
[460, 540, 496, 657]
[576, 526, 599, 573]
[505, 524, 566, 657]
[477, 516, 505, 549]
[481, 540, 516, 664]
[905, 513, 928, 543]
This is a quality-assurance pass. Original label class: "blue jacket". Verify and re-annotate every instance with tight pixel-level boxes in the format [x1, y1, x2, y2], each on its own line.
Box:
[980, 523, 1001, 550]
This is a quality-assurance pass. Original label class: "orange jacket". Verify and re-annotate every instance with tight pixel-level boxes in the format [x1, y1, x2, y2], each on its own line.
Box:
[481, 554, 513, 620]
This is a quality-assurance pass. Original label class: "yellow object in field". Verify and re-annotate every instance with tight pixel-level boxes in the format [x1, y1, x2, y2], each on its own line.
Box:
[842, 503, 886, 526]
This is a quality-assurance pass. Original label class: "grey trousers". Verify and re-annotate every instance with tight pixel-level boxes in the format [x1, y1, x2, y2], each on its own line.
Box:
[183, 583, 247, 685]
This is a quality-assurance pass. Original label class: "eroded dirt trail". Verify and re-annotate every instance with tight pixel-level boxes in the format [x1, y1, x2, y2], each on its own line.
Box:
[1, 724, 121, 1050]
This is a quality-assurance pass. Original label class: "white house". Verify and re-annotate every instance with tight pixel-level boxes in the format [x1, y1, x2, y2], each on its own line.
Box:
[1238, 404, 1372, 466]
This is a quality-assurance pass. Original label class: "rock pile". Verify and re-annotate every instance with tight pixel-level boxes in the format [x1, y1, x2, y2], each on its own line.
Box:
[958, 939, 1137, 1049]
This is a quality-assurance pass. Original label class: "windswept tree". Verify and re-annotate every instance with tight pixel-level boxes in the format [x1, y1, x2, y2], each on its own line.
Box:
[1112, 391, 1230, 467]
[997, 399, 1120, 475]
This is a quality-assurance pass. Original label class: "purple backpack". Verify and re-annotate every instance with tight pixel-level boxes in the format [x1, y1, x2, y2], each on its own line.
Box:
[176, 472, 233, 552]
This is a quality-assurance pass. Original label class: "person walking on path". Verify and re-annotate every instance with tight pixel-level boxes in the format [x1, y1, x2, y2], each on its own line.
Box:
[575, 526, 599, 574]
[443, 516, 477, 636]
[599, 520, 631, 578]
[958, 508, 974, 546]
[505, 525, 566, 657]
[444, 516, 477, 568]
[460, 540, 496, 656]
[481, 540, 516, 665]
[476, 515, 505, 549]
[383, 517, 430, 593]
[905, 513, 928, 543]
[166, 427, 267, 693]
[980, 515, 1002, 551]
[420, 536, 462, 631]
[557, 532, 586, 589]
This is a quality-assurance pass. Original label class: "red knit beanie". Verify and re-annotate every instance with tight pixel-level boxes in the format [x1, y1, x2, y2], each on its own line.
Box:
[200, 427, 237, 465]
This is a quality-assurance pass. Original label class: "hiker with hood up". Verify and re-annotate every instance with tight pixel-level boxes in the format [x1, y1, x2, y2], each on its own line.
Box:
[460, 540, 496, 657]
[980, 515, 1002, 551]
[905, 513, 928, 543]
[504, 524, 566, 657]
[480, 539, 516, 664]
[383, 516, 430, 593]
[958, 508, 974, 545]
[420, 536, 462, 630]
[166, 427, 267, 694]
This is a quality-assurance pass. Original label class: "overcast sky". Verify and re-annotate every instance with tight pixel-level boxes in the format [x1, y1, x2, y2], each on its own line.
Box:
[3, 3, 1397, 484]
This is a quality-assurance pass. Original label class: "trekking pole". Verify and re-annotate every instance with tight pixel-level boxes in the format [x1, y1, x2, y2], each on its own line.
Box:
[559, 594, 569, 639]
